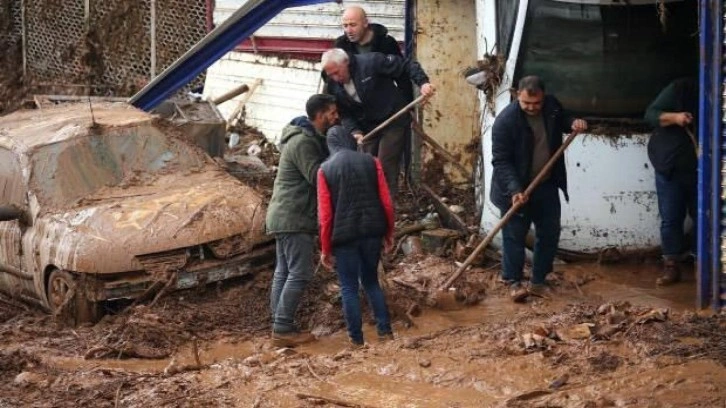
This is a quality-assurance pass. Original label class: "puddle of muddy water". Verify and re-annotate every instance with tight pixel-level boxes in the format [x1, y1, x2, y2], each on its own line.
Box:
[566, 262, 698, 310]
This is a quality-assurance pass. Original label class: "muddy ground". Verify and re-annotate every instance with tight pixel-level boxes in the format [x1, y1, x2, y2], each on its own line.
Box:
[1, 114, 725, 407]
[1, 257, 725, 407]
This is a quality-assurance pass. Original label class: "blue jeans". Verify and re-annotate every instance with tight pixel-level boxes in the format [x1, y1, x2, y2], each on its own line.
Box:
[270, 233, 314, 333]
[655, 171, 697, 259]
[501, 181, 561, 285]
[333, 236, 392, 344]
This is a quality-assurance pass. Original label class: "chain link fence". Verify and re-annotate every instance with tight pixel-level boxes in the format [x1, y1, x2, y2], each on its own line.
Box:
[0, 0, 22, 72]
[3, 0, 208, 96]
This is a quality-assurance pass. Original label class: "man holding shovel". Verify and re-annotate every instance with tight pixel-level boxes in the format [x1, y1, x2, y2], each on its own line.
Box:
[321, 48, 435, 202]
[491, 76, 587, 302]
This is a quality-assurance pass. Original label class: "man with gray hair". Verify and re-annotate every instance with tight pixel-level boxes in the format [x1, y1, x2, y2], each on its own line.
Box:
[321, 48, 434, 201]
[490, 75, 587, 302]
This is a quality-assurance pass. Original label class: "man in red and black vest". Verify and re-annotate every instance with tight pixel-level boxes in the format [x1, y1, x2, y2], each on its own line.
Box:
[317, 125, 395, 346]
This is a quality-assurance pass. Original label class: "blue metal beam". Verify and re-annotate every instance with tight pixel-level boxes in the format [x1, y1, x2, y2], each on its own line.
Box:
[696, 0, 712, 308]
[709, 0, 724, 309]
[697, 0, 724, 310]
[129, 0, 337, 111]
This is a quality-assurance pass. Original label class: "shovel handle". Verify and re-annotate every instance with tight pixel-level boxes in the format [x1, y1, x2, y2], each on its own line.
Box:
[439, 131, 580, 291]
[358, 95, 428, 144]
[684, 127, 700, 157]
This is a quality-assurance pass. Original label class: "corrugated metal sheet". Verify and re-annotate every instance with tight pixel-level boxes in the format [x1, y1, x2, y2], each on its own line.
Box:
[204, 52, 322, 142]
[214, 0, 406, 40]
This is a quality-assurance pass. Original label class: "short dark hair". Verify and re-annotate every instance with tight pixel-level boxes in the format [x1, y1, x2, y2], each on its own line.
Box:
[517, 76, 545, 94]
[306, 94, 336, 119]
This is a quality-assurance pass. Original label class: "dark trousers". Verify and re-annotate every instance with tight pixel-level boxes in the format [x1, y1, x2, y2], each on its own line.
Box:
[333, 236, 392, 344]
[361, 125, 406, 202]
[655, 171, 697, 259]
[501, 181, 561, 285]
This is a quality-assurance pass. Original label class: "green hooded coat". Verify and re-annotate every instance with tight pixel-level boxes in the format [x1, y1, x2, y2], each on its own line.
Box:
[265, 117, 329, 234]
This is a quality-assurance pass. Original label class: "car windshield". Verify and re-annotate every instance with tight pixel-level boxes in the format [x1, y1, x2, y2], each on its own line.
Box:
[30, 124, 209, 211]
[515, 0, 697, 117]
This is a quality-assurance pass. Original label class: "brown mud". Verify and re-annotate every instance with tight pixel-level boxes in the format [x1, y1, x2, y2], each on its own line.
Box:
[1, 259, 725, 407]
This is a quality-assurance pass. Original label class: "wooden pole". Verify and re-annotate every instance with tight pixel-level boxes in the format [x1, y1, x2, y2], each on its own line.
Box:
[439, 131, 580, 290]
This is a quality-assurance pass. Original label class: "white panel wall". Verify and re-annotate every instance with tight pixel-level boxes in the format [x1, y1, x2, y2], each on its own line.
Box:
[204, 52, 323, 143]
[214, 0, 406, 40]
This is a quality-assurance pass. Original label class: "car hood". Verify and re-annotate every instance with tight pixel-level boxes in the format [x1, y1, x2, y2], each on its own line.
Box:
[31, 169, 268, 274]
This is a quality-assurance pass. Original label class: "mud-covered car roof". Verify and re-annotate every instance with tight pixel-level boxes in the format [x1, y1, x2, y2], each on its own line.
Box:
[0, 103, 151, 152]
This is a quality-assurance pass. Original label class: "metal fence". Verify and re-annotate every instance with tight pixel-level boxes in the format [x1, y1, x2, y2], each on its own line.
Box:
[7, 0, 208, 96]
[0, 0, 23, 67]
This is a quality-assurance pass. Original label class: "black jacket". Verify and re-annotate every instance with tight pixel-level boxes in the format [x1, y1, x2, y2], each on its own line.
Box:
[325, 52, 429, 135]
[644, 77, 698, 180]
[334, 24, 413, 102]
[490, 95, 574, 212]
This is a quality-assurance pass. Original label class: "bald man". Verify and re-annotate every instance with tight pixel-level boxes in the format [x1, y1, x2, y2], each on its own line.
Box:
[334, 6, 413, 102]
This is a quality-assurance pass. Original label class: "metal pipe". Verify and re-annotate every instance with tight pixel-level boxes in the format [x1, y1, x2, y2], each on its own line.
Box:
[709, 0, 724, 310]
[696, 0, 713, 309]
[206, 0, 214, 32]
[21, 0, 26, 77]
[150, 0, 157, 79]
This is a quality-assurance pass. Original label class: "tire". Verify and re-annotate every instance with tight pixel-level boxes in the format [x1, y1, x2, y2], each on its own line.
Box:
[473, 150, 485, 225]
[47, 269, 102, 325]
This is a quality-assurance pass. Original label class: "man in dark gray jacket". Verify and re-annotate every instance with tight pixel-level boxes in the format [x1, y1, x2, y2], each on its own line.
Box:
[321, 48, 434, 202]
[266, 94, 338, 347]
[491, 76, 587, 302]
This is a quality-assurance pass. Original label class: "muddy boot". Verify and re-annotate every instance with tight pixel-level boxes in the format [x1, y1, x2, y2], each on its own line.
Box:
[528, 283, 549, 298]
[378, 332, 394, 342]
[509, 283, 529, 303]
[271, 331, 316, 348]
[656, 260, 681, 286]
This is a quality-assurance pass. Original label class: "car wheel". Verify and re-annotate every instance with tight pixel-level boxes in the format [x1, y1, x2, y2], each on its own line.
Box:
[48, 269, 101, 325]
[473, 150, 485, 225]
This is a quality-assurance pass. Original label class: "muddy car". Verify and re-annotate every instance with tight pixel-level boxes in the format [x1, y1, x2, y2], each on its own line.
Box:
[0, 103, 273, 323]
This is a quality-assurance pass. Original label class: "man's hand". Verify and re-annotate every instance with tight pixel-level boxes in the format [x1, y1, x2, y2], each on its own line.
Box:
[659, 112, 693, 127]
[512, 193, 528, 206]
[320, 253, 334, 270]
[571, 119, 588, 134]
[674, 112, 693, 127]
[353, 132, 365, 145]
[420, 83, 435, 97]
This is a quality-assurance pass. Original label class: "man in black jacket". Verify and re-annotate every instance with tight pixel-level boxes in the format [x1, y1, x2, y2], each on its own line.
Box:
[321, 48, 434, 201]
[334, 6, 413, 102]
[491, 76, 587, 302]
[644, 77, 698, 286]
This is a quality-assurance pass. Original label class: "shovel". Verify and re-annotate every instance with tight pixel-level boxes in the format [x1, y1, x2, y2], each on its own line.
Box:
[434, 131, 581, 306]
[358, 95, 428, 145]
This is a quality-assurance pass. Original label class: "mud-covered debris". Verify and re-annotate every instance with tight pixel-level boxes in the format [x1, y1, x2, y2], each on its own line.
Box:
[636, 308, 669, 324]
[13, 371, 51, 387]
[418, 358, 432, 368]
[558, 323, 595, 341]
[548, 373, 569, 390]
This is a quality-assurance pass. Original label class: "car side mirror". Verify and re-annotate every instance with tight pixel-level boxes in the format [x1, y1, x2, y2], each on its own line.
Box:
[0, 205, 24, 222]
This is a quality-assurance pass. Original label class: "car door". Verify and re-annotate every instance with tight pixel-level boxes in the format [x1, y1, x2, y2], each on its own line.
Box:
[0, 147, 30, 299]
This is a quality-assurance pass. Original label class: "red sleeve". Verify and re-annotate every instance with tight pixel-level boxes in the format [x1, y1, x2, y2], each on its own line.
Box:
[317, 169, 334, 256]
[374, 158, 395, 242]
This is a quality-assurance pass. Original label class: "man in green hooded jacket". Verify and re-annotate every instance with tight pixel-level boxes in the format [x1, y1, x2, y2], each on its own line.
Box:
[266, 94, 338, 347]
